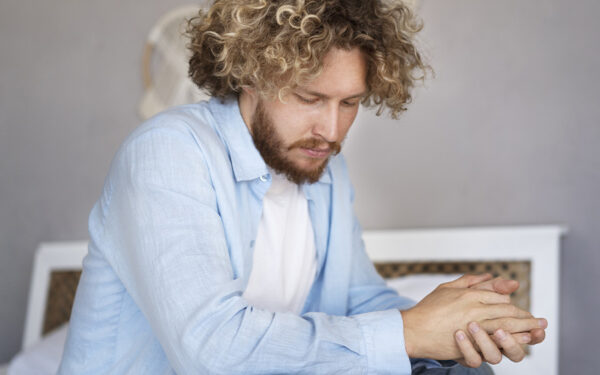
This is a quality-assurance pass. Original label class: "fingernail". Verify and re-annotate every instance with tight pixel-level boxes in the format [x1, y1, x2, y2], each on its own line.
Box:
[456, 331, 466, 341]
[520, 334, 531, 343]
[538, 319, 548, 328]
[495, 329, 507, 340]
[468, 322, 480, 333]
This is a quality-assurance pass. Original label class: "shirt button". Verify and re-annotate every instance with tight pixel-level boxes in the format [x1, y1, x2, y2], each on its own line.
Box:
[259, 175, 268, 182]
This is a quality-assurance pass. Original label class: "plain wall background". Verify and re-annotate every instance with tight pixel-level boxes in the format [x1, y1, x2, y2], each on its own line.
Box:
[1, 0, 598, 373]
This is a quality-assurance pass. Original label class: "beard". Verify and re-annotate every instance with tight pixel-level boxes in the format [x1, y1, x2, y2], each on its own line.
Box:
[250, 100, 341, 185]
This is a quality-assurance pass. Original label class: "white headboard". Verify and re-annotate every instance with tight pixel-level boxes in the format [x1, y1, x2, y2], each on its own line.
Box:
[23, 241, 87, 351]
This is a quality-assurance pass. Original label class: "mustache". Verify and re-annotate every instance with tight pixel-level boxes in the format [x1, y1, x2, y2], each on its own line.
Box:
[287, 138, 342, 155]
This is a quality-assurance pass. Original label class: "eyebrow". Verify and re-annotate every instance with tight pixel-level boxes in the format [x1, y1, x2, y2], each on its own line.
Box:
[297, 89, 367, 101]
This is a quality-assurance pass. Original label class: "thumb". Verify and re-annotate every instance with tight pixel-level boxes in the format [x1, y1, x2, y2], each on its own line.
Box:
[470, 277, 519, 295]
[491, 278, 519, 294]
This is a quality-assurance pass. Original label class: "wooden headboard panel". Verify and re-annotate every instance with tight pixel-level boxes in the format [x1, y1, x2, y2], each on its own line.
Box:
[43, 270, 81, 335]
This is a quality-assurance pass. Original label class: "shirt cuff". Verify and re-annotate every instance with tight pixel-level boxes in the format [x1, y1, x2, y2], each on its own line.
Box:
[353, 309, 412, 375]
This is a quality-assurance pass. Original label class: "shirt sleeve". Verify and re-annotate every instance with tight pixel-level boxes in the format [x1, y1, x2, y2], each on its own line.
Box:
[345, 185, 456, 372]
[97, 124, 414, 374]
[346, 214, 416, 315]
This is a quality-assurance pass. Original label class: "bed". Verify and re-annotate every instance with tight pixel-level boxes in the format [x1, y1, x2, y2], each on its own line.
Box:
[3, 225, 564, 375]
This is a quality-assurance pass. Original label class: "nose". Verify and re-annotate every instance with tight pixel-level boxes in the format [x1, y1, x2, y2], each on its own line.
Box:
[313, 103, 340, 143]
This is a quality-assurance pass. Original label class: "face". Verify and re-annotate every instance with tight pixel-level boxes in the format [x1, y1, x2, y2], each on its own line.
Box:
[243, 47, 368, 184]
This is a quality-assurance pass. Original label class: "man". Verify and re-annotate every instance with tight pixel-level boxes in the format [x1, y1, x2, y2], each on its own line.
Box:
[59, 0, 546, 373]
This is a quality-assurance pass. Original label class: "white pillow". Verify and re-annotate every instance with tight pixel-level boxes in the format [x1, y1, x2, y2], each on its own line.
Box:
[7, 324, 68, 375]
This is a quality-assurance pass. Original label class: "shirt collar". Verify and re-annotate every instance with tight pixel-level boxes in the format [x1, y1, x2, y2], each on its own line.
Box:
[207, 96, 332, 185]
[208, 96, 268, 182]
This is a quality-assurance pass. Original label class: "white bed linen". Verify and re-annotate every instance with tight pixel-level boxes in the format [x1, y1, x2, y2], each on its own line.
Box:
[7, 324, 67, 375]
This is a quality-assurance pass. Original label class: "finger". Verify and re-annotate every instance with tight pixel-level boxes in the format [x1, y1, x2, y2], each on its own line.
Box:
[471, 289, 511, 305]
[470, 277, 519, 295]
[443, 273, 493, 288]
[455, 330, 482, 368]
[491, 278, 519, 295]
[493, 329, 526, 363]
[476, 303, 534, 320]
[512, 332, 532, 344]
[529, 328, 546, 345]
[480, 317, 547, 334]
[468, 322, 502, 365]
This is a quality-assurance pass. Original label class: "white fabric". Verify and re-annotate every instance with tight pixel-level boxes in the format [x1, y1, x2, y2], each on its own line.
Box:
[7, 324, 68, 375]
[242, 170, 317, 314]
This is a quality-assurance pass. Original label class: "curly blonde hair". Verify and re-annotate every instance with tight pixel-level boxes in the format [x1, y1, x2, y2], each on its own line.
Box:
[187, 0, 430, 118]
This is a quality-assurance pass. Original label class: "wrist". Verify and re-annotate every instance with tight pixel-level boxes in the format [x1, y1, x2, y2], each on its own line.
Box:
[400, 309, 419, 358]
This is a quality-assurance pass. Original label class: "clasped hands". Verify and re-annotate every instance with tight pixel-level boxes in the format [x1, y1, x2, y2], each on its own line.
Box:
[401, 274, 547, 368]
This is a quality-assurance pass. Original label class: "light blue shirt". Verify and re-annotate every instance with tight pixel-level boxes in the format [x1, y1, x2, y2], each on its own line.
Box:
[58, 97, 436, 374]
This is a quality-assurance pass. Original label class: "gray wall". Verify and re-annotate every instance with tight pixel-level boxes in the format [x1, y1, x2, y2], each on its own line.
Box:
[0, 0, 598, 373]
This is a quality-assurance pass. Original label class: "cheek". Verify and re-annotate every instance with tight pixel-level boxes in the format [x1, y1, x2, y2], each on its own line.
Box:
[267, 100, 309, 131]
[274, 112, 316, 141]
[339, 110, 359, 137]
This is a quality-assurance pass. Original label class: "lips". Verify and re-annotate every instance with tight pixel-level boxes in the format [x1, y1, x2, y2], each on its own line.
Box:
[300, 147, 331, 158]
[289, 138, 341, 158]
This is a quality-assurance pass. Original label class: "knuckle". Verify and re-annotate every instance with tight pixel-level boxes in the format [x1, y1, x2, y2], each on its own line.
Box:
[499, 317, 512, 330]
[466, 357, 482, 368]
[465, 307, 481, 322]
[461, 289, 477, 301]
[478, 321, 491, 333]
[476, 305, 490, 317]
[507, 304, 519, 316]
[515, 306, 529, 316]
[487, 354, 502, 365]
[505, 346, 525, 362]
[537, 330, 546, 342]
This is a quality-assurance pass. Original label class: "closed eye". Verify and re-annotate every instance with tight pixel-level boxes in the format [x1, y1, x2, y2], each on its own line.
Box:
[342, 100, 360, 107]
[295, 94, 319, 104]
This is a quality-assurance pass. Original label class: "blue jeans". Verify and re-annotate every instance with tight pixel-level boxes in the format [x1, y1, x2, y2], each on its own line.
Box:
[413, 362, 494, 375]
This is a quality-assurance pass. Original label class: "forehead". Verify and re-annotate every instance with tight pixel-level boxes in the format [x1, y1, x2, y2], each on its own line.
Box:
[296, 47, 368, 98]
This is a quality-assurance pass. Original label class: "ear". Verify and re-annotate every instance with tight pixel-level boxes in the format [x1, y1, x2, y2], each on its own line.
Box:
[238, 87, 259, 132]
[240, 86, 259, 111]
[241, 86, 257, 100]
